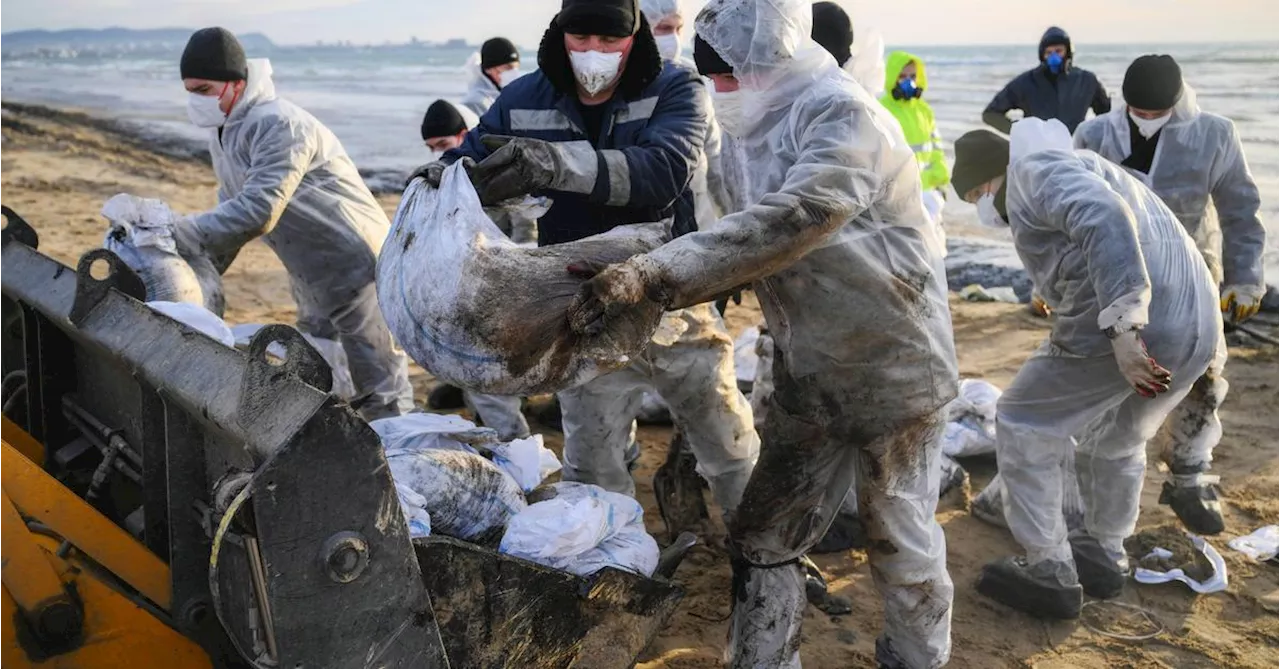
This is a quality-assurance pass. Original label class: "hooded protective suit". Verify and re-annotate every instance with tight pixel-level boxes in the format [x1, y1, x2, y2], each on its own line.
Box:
[1073, 84, 1264, 502]
[639, 0, 736, 228]
[188, 59, 414, 419]
[631, 0, 961, 665]
[996, 119, 1224, 572]
[460, 52, 504, 118]
[881, 50, 948, 226]
[983, 27, 1111, 135]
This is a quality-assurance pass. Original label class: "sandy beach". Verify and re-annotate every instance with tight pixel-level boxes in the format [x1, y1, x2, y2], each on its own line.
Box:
[3, 101, 1276, 668]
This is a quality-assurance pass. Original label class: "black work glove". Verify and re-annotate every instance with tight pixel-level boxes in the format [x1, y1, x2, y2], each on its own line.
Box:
[472, 135, 564, 205]
[404, 157, 475, 190]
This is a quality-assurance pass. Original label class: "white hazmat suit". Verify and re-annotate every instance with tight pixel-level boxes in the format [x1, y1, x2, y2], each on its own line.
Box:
[187, 59, 414, 419]
[994, 119, 1224, 584]
[585, 0, 961, 665]
[1073, 86, 1265, 522]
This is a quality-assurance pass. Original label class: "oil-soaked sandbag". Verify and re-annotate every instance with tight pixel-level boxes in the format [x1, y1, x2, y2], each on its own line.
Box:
[377, 164, 667, 396]
[385, 447, 527, 545]
[101, 194, 225, 315]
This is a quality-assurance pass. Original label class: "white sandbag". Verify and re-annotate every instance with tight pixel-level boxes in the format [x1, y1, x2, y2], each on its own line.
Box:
[947, 378, 1002, 423]
[101, 194, 225, 315]
[371, 412, 498, 454]
[1228, 525, 1280, 562]
[940, 416, 996, 458]
[500, 481, 658, 577]
[733, 326, 760, 385]
[378, 164, 668, 396]
[490, 434, 562, 493]
[395, 482, 433, 538]
[1133, 534, 1229, 594]
[385, 448, 526, 543]
[146, 301, 235, 347]
[230, 324, 357, 400]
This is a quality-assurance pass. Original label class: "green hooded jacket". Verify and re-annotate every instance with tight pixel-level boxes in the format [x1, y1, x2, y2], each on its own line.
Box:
[879, 50, 949, 191]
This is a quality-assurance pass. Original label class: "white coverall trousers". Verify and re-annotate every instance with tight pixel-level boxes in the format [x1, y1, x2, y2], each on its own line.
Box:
[997, 329, 1223, 566]
[558, 303, 759, 515]
[293, 280, 415, 420]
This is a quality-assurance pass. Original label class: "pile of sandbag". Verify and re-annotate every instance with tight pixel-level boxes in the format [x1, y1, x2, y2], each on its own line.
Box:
[373, 412, 659, 576]
[101, 194, 224, 315]
[377, 164, 669, 397]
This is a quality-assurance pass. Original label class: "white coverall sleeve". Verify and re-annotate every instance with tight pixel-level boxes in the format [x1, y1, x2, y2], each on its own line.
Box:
[1015, 154, 1152, 332]
[643, 95, 879, 309]
[1211, 123, 1267, 289]
[193, 116, 313, 254]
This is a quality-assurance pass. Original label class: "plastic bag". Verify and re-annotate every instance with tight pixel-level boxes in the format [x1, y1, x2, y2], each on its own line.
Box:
[489, 434, 563, 493]
[147, 301, 235, 347]
[939, 379, 1002, 458]
[230, 324, 357, 400]
[500, 482, 659, 577]
[1133, 534, 1229, 594]
[395, 482, 433, 538]
[385, 448, 526, 544]
[1228, 525, 1280, 562]
[101, 194, 225, 315]
[377, 164, 668, 396]
[371, 412, 499, 455]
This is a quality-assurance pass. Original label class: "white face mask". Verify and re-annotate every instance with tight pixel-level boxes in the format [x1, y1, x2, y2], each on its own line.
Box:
[568, 50, 624, 96]
[711, 88, 745, 137]
[976, 192, 1007, 228]
[497, 67, 522, 88]
[187, 92, 228, 128]
[1129, 110, 1171, 139]
[655, 34, 682, 61]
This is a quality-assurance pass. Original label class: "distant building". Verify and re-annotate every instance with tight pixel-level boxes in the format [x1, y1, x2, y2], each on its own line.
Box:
[443, 38, 469, 49]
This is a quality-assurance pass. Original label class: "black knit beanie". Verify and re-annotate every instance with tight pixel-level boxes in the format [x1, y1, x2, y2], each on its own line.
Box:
[420, 100, 467, 141]
[811, 2, 854, 67]
[693, 35, 733, 76]
[557, 0, 641, 38]
[1123, 55, 1184, 111]
[480, 38, 520, 70]
[180, 27, 248, 81]
[951, 129, 1011, 197]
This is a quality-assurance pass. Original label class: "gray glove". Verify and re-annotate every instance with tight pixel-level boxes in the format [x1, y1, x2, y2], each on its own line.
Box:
[472, 135, 591, 205]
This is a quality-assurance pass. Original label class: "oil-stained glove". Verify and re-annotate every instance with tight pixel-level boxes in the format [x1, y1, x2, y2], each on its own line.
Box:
[405, 157, 475, 190]
[472, 135, 595, 205]
[1108, 328, 1172, 398]
[1220, 284, 1264, 325]
[566, 256, 666, 336]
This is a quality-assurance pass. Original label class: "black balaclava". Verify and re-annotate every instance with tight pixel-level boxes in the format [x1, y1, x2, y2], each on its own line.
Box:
[180, 27, 247, 81]
[693, 35, 733, 76]
[421, 100, 466, 141]
[1038, 26, 1073, 75]
[556, 0, 641, 37]
[811, 2, 854, 67]
[1122, 54, 1183, 111]
[480, 37, 520, 70]
[951, 128, 1011, 198]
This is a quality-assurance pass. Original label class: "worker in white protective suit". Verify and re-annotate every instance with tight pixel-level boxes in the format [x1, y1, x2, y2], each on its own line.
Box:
[1074, 54, 1267, 535]
[565, 0, 960, 665]
[177, 27, 414, 420]
[459, 37, 523, 118]
[951, 119, 1224, 619]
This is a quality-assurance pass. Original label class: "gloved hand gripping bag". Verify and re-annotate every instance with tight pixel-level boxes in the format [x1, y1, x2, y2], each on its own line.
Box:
[378, 164, 667, 395]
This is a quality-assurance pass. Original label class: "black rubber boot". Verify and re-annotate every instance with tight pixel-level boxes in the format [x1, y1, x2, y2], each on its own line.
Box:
[1068, 532, 1128, 599]
[1160, 481, 1225, 535]
[976, 556, 1082, 619]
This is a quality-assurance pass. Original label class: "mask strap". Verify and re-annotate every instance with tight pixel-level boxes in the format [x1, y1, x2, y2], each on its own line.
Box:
[222, 82, 243, 115]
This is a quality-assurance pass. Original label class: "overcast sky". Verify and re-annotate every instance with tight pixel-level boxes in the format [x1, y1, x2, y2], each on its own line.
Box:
[4, 0, 1278, 47]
